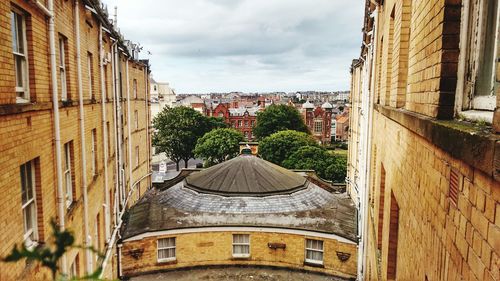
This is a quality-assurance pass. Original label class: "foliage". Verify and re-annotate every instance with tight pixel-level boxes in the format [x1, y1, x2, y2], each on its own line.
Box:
[206, 116, 228, 129]
[253, 104, 309, 139]
[3, 219, 104, 281]
[194, 128, 244, 167]
[259, 130, 318, 166]
[282, 146, 347, 183]
[152, 106, 216, 170]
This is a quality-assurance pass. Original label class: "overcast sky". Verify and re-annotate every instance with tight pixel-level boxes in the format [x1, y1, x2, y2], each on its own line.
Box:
[101, 0, 364, 93]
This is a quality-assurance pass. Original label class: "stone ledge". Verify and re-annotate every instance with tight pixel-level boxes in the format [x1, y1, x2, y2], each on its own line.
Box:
[375, 104, 500, 181]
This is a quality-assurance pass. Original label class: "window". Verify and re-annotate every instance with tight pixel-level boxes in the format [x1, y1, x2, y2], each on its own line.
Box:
[87, 52, 94, 99]
[378, 164, 386, 250]
[153, 85, 157, 91]
[251, 120, 254, 127]
[91, 129, 97, 176]
[305, 239, 323, 264]
[11, 9, 29, 102]
[135, 146, 139, 167]
[94, 213, 101, 263]
[314, 120, 323, 133]
[133, 79, 138, 99]
[244, 120, 248, 127]
[69, 254, 79, 279]
[134, 110, 139, 130]
[20, 160, 38, 248]
[387, 192, 400, 280]
[238, 120, 242, 127]
[59, 36, 68, 101]
[157, 237, 176, 262]
[106, 121, 111, 158]
[458, 0, 499, 112]
[232, 234, 250, 257]
[63, 142, 73, 207]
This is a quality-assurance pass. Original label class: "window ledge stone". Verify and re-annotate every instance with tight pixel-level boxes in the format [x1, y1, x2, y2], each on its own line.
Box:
[375, 105, 500, 181]
[459, 110, 494, 124]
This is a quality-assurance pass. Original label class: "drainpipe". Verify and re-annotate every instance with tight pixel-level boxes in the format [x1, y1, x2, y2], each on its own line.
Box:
[99, 24, 111, 242]
[144, 64, 151, 189]
[110, 38, 120, 224]
[73, 0, 92, 273]
[41, 0, 67, 274]
[115, 46, 125, 208]
[125, 59, 133, 203]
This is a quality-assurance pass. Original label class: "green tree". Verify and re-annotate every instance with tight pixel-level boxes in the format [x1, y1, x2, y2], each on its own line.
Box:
[206, 116, 228, 129]
[253, 104, 309, 139]
[282, 146, 347, 183]
[282, 146, 332, 178]
[194, 128, 244, 167]
[259, 130, 318, 166]
[324, 154, 347, 183]
[153, 106, 212, 170]
[3, 219, 103, 281]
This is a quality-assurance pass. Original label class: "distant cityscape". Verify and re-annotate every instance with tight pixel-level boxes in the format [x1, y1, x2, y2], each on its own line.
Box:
[150, 79, 350, 144]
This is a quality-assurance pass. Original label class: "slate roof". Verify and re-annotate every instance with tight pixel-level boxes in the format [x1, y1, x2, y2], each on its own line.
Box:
[121, 181, 358, 242]
[185, 155, 307, 196]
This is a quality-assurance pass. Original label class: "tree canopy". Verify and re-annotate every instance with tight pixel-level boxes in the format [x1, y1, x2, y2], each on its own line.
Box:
[152, 106, 215, 170]
[282, 146, 347, 183]
[259, 130, 318, 166]
[194, 128, 244, 167]
[253, 104, 309, 139]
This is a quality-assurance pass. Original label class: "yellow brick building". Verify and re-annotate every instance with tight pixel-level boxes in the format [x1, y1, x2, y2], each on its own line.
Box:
[349, 0, 499, 280]
[120, 155, 358, 280]
[0, 0, 151, 279]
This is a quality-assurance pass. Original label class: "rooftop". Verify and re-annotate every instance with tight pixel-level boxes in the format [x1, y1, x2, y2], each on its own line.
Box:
[185, 155, 307, 196]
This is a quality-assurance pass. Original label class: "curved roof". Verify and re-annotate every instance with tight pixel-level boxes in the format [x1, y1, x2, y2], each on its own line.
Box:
[302, 100, 315, 109]
[184, 155, 307, 196]
[321, 102, 333, 109]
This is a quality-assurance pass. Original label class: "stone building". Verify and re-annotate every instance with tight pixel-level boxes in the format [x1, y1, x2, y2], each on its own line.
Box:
[0, 0, 151, 280]
[301, 101, 334, 144]
[348, 0, 499, 280]
[119, 153, 358, 280]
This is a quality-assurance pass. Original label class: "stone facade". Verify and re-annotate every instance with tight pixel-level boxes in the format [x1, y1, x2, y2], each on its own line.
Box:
[349, 0, 500, 280]
[120, 231, 358, 279]
[302, 105, 333, 144]
[0, 0, 151, 280]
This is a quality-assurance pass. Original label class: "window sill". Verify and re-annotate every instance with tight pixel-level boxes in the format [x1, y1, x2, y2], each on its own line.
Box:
[232, 255, 251, 260]
[375, 105, 500, 180]
[157, 258, 177, 265]
[304, 261, 324, 268]
[0, 102, 52, 116]
[459, 110, 493, 124]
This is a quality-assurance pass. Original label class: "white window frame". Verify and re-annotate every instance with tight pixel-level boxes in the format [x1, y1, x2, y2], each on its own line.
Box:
[20, 160, 38, 248]
[314, 120, 323, 134]
[59, 36, 68, 101]
[63, 142, 73, 207]
[11, 8, 30, 103]
[232, 234, 250, 258]
[305, 239, 324, 265]
[455, 0, 499, 121]
[91, 129, 96, 176]
[157, 237, 176, 262]
[87, 52, 93, 99]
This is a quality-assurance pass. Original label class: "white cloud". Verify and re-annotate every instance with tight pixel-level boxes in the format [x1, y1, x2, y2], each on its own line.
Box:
[102, 0, 364, 93]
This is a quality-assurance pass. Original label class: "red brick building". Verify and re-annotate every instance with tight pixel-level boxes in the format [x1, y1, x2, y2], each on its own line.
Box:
[301, 101, 333, 144]
[208, 103, 259, 140]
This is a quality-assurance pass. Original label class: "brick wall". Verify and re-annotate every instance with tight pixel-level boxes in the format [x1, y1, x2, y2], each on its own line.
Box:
[121, 231, 357, 279]
[0, 0, 151, 280]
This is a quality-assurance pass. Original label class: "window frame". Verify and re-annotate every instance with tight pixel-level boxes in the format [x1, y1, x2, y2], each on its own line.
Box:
[91, 129, 97, 176]
[11, 8, 30, 103]
[63, 142, 73, 208]
[87, 52, 94, 99]
[133, 79, 138, 99]
[157, 237, 176, 262]
[20, 160, 38, 248]
[134, 110, 139, 130]
[135, 146, 139, 168]
[232, 234, 250, 258]
[455, 0, 499, 120]
[305, 238, 324, 265]
[59, 36, 68, 101]
[314, 120, 323, 134]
